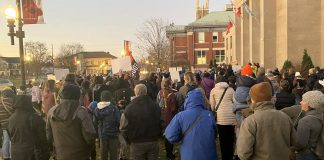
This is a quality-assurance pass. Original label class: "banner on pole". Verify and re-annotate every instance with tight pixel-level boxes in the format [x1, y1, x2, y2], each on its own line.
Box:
[22, 0, 44, 24]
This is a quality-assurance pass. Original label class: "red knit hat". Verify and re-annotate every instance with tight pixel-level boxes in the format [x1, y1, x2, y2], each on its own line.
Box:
[241, 64, 253, 76]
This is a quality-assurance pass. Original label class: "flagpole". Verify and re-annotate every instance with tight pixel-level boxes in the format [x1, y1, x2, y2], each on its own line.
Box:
[16, 0, 26, 85]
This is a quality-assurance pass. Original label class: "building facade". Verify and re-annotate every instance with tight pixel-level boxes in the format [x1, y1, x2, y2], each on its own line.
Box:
[167, 1, 234, 70]
[73, 52, 116, 75]
[226, 0, 324, 69]
[0, 57, 21, 77]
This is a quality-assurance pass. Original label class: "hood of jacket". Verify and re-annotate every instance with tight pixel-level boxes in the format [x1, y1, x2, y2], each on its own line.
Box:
[250, 101, 274, 112]
[236, 76, 256, 87]
[97, 102, 111, 110]
[202, 78, 214, 88]
[52, 99, 80, 121]
[215, 82, 229, 89]
[305, 108, 323, 119]
[14, 95, 34, 113]
[184, 89, 205, 111]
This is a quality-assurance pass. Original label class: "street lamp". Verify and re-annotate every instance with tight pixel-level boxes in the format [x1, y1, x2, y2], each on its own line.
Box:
[121, 50, 126, 57]
[5, 4, 26, 85]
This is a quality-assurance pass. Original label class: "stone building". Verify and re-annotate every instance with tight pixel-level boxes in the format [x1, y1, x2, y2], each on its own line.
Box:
[226, 0, 324, 69]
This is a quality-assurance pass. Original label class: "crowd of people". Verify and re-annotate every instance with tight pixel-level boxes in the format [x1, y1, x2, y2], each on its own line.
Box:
[0, 63, 323, 160]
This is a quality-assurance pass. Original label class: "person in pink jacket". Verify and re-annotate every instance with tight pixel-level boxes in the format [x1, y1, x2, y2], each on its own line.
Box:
[42, 80, 56, 116]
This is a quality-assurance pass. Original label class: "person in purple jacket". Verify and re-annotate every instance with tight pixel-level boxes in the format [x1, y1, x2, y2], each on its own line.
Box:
[201, 72, 215, 99]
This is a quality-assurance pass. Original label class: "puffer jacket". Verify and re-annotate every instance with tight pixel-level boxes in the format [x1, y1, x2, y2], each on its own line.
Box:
[237, 101, 295, 160]
[47, 100, 96, 160]
[234, 76, 256, 112]
[94, 102, 120, 139]
[165, 89, 217, 160]
[295, 109, 323, 153]
[210, 82, 236, 125]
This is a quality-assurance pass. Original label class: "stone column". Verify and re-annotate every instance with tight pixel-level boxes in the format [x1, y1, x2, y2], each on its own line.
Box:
[241, 0, 250, 65]
[321, 1, 324, 67]
[234, 8, 241, 64]
[249, 0, 260, 64]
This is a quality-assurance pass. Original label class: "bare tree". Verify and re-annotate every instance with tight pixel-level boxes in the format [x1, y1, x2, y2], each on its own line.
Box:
[55, 43, 84, 71]
[136, 18, 170, 69]
[25, 41, 51, 77]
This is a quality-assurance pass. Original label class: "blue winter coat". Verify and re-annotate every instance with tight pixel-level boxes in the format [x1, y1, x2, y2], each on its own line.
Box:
[165, 89, 217, 160]
[94, 102, 120, 140]
[234, 76, 256, 112]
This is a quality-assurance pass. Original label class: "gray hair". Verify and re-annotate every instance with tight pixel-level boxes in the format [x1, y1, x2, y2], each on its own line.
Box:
[134, 84, 147, 97]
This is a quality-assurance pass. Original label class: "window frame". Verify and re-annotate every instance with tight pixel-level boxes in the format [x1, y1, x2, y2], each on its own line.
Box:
[212, 32, 218, 42]
[215, 50, 225, 64]
[196, 50, 207, 65]
[198, 32, 205, 43]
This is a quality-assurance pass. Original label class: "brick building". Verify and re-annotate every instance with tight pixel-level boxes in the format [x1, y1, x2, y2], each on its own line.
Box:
[166, 1, 234, 70]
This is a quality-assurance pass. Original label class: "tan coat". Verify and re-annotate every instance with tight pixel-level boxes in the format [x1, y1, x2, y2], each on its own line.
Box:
[237, 101, 296, 160]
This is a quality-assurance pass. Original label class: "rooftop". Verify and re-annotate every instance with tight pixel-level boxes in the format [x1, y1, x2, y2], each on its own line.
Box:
[75, 52, 117, 59]
[0, 57, 20, 64]
[189, 11, 234, 27]
[166, 25, 187, 33]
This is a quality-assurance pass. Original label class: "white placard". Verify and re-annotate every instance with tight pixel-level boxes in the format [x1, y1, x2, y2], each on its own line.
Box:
[169, 67, 180, 81]
[54, 69, 69, 81]
[47, 74, 56, 81]
[111, 57, 132, 74]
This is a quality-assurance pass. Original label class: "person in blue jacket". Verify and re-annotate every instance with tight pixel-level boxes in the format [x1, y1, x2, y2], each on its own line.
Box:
[164, 89, 217, 160]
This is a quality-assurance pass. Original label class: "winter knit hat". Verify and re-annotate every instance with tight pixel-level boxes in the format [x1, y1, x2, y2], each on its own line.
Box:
[241, 64, 253, 77]
[59, 84, 80, 100]
[249, 82, 272, 103]
[302, 90, 324, 109]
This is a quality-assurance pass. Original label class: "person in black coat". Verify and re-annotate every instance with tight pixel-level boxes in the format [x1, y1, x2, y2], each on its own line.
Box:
[8, 95, 49, 160]
[275, 80, 296, 110]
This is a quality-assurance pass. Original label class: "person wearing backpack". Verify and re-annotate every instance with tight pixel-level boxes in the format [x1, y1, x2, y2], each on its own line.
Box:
[177, 72, 209, 111]
[94, 91, 121, 160]
[295, 90, 324, 160]
[157, 77, 178, 160]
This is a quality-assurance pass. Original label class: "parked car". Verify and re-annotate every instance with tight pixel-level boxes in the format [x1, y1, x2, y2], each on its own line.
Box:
[0, 79, 14, 91]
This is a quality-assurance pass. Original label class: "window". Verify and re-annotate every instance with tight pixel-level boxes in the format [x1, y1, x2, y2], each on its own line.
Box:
[196, 51, 206, 64]
[198, 32, 205, 43]
[215, 50, 225, 64]
[213, 32, 218, 42]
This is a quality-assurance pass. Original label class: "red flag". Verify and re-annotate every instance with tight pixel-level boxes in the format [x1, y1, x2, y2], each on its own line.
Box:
[226, 21, 233, 34]
[236, 8, 242, 17]
[124, 40, 131, 56]
[22, 0, 44, 24]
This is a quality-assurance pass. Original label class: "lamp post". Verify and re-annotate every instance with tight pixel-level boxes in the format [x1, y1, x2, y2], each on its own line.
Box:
[5, 2, 26, 85]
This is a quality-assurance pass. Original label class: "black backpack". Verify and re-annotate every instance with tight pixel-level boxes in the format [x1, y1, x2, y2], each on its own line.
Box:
[178, 84, 197, 111]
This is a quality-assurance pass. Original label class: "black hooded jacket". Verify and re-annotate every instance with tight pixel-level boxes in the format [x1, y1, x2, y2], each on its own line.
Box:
[8, 95, 49, 160]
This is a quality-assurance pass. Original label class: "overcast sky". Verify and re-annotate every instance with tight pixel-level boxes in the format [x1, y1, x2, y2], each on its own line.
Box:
[0, 0, 228, 58]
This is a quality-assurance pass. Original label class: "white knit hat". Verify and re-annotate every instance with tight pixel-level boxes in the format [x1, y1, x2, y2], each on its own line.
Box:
[302, 91, 324, 109]
[295, 72, 301, 77]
